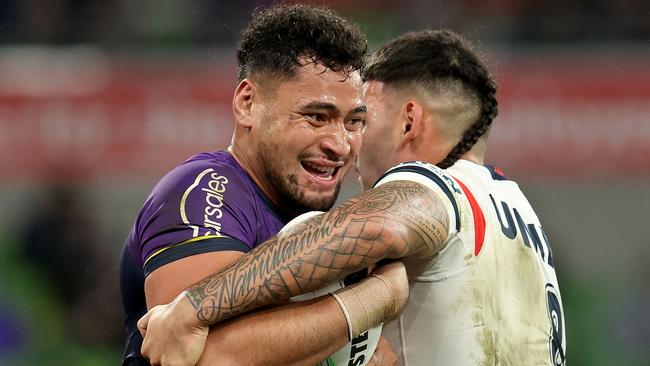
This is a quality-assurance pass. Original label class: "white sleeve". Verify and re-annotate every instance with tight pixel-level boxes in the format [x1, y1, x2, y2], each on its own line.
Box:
[373, 161, 461, 241]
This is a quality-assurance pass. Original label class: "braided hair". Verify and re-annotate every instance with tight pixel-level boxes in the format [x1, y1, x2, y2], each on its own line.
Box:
[362, 30, 498, 169]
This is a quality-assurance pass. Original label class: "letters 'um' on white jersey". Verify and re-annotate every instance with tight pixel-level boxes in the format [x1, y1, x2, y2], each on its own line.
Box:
[376, 160, 566, 366]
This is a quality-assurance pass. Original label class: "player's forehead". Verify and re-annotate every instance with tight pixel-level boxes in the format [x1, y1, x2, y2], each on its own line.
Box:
[362, 80, 387, 101]
[278, 62, 365, 112]
[362, 80, 392, 115]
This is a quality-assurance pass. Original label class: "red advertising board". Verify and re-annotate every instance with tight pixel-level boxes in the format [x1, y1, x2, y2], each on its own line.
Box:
[1, 52, 648, 182]
[488, 56, 650, 178]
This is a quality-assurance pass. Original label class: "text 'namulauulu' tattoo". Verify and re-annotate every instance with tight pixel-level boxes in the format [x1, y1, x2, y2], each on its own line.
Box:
[185, 180, 449, 324]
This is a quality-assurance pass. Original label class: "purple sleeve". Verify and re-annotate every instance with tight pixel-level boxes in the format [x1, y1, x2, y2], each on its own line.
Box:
[132, 160, 258, 275]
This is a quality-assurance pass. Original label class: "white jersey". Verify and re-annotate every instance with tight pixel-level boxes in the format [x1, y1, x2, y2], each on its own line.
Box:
[376, 160, 565, 366]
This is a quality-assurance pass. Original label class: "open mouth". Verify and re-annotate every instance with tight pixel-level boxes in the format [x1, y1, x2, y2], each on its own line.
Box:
[301, 161, 341, 181]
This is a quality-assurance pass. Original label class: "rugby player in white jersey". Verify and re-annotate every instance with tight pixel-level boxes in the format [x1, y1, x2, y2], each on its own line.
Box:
[139, 30, 566, 365]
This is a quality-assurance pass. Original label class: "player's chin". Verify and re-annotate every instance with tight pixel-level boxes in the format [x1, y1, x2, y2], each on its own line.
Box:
[299, 186, 340, 212]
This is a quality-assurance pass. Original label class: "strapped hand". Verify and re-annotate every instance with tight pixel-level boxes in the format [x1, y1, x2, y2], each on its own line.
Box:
[370, 259, 409, 321]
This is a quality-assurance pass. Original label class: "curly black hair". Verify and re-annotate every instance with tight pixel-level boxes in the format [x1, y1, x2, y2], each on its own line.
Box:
[237, 4, 367, 82]
[363, 30, 499, 169]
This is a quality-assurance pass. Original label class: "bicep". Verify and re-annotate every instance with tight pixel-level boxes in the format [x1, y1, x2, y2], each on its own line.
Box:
[144, 250, 245, 308]
[331, 180, 450, 259]
[389, 180, 451, 258]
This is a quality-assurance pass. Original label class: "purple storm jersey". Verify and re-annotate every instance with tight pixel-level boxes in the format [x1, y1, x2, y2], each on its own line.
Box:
[129, 150, 288, 274]
[119, 150, 289, 365]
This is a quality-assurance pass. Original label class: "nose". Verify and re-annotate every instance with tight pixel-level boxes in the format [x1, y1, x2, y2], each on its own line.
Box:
[320, 121, 351, 158]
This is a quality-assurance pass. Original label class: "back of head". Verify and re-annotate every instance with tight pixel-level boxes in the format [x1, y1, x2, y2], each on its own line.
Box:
[363, 30, 499, 168]
[237, 4, 367, 84]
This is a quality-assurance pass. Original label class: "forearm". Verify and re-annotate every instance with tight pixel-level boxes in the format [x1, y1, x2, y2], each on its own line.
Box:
[187, 181, 448, 325]
[197, 296, 348, 366]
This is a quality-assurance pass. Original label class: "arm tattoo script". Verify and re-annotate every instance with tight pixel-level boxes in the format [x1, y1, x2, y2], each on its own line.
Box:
[186, 180, 449, 325]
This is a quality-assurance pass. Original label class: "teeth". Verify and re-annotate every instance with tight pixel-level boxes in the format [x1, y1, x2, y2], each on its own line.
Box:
[304, 162, 336, 177]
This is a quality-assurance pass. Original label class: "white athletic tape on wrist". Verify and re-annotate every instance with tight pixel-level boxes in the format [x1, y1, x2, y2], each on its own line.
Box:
[331, 273, 395, 339]
[331, 292, 354, 341]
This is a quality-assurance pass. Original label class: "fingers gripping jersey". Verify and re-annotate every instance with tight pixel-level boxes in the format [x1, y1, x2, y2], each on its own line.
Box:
[119, 151, 288, 365]
[375, 161, 566, 366]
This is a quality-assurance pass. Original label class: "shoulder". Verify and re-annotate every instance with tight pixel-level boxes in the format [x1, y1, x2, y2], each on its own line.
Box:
[374, 161, 461, 200]
[141, 151, 259, 235]
[150, 151, 254, 206]
[130, 152, 260, 272]
[374, 161, 461, 236]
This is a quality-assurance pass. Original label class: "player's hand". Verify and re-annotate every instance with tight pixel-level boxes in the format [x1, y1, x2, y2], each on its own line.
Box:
[138, 292, 209, 366]
[367, 336, 398, 366]
[371, 260, 409, 320]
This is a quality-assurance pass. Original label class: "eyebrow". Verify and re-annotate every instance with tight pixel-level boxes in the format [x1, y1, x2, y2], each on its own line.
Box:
[302, 102, 339, 112]
[302, 102, 367, 116]
[350, 106, 367, 114]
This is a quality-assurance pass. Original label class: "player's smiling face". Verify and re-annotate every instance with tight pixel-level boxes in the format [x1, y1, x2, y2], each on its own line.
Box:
[253, 62, 365, 214]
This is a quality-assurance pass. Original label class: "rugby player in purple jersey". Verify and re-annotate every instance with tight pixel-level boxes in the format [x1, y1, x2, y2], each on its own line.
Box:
[119, 4, 406, 366]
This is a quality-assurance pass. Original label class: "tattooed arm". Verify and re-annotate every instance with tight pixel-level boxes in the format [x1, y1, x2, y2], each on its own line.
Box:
[187, 180, 448, 323]
[138, 180, 449, 365]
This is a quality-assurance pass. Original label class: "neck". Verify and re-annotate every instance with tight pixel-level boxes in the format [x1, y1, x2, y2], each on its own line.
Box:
[460, 138, 486, 165]
[227, 144, 287, 213]
[459, 151, 484, 165]
[416, 139, 486, 168]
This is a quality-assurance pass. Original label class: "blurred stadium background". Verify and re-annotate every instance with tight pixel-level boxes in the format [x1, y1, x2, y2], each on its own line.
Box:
[0, 0, 648, 365]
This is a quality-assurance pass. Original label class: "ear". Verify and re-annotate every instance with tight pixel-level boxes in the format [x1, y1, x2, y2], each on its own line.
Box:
[232, 79, 257, 129]
[399, 101, 424, 148]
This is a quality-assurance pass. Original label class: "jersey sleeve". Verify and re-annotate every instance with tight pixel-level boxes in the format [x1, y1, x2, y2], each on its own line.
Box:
[133, 160, 259, 276]
[373, 161, 461, 241]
